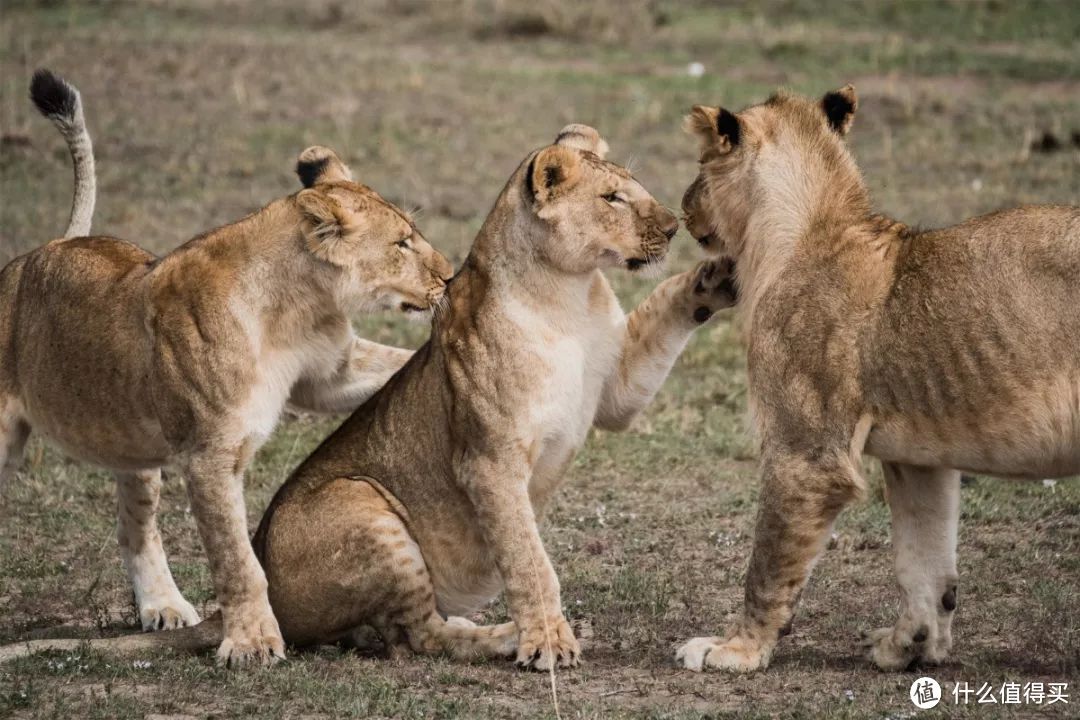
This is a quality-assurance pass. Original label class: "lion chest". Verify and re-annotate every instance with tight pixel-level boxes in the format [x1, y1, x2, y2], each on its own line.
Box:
[517, 309, 623, 509]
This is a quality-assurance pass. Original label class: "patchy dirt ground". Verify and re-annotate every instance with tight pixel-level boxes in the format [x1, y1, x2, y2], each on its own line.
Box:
[1, 1, 1078, 718]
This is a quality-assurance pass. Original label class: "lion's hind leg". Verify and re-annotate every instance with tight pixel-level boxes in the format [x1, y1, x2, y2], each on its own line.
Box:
[116, 469, 201, 631]
[861, 463, 959, 670]
[368, 515, 517, 661]
[0, 396, 30, 488]
[287, 478, 517, 662]
[404, 615, 518, 661]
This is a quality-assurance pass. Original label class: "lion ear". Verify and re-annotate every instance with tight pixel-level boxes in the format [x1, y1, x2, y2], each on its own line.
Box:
[821, 84, 857, 135]
[296, 145, 353, 188]
[527, 145, 582, 204]
[684, 105, 739, 154]
[296, 188, 353, 265]
[555, 124, 609, 159]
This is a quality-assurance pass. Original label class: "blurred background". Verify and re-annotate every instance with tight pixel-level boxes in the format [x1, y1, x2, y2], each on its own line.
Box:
[3, 0, 1078, 267]
[1, 2, 1078, 719]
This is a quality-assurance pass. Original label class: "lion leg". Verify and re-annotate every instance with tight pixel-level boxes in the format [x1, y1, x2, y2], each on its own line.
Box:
[677, 450, 863, 672]
[184, 447, 283, 668]
[364, 508, 517, 661]
[0, 397, 30, 487]
[861, 463, 959, 670]
[394, 609, 518, 661]
[115, 469, 201, 631]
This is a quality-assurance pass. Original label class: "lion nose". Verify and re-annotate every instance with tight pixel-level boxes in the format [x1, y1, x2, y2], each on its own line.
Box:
[433, 252, 454, 283]
[660, 211, 679, 240]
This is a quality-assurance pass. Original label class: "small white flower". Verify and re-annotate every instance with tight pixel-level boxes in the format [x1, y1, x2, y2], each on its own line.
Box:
[1043, 478, 1057, 488]
[133, 659, 153, 669]
[687, 62, 706, 78]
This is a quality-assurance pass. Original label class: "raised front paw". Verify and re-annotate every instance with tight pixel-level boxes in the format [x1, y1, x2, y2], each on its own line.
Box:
[515, 617, 581, 671]
[686, 257, 737, 323]
[675, 633, 771, 673]
[217, 601, 285, 669]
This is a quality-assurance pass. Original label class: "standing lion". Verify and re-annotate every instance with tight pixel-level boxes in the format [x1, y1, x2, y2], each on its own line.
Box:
[677, 85, 1079, 672]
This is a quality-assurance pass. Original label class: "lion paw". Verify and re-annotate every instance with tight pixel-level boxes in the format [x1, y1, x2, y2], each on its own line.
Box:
[675, 634, 769, 673]
[686, 257, 737, 322]
[217, 605, 285, 669]
[138, 593, 201, 632]
[516, 618, 580, 671]
[860, 623, 949, 671]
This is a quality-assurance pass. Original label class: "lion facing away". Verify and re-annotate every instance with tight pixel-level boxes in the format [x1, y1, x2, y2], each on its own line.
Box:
[676, 85, 1079, 673]
[0, 70, 452, 668]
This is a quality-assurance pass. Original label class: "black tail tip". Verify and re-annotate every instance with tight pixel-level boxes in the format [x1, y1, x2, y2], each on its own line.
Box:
[30, 68, 78, 119]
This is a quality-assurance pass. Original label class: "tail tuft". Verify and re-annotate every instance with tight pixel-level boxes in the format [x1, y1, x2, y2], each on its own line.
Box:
[28, 68, 95, 238]
[30, 69, 79, 121]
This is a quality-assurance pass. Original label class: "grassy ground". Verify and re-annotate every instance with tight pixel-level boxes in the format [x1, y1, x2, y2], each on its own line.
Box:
[1, 1, 1079, 718]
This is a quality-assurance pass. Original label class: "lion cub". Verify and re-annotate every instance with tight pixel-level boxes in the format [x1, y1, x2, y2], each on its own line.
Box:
[676, 86, 1079, 673]
[244, 126, 737, 670]
[0, 70, 452, 667]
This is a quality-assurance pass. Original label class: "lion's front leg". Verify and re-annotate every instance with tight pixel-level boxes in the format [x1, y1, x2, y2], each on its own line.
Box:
[677, 448, 864, 672]
[594, 258, 736, 431]
[460, 452, 579, 671]
[861, 463, 959, 670]
[184, 446, 284, 668]
[289, 337, 414, 414]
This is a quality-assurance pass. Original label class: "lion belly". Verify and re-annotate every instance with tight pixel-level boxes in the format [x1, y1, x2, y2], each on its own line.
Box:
[866, 372, 1080, 479]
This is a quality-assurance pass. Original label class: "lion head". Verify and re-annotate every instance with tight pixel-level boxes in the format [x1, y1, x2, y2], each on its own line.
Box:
[680, 85, 863, 261]
[519, 124, 679, 275]
[292, 146, 453, 315]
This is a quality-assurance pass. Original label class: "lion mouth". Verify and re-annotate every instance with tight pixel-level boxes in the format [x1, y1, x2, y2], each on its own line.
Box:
[696, 233, 717, 249]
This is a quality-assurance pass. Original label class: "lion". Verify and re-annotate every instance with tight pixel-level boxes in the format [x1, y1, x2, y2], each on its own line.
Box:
[0, 124, 737, 670]
[0, 69, 453, 668]
[674, 85, 1080, 673]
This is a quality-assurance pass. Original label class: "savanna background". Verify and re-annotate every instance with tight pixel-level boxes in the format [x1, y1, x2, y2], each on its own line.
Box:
[1, 1, 1078, 718]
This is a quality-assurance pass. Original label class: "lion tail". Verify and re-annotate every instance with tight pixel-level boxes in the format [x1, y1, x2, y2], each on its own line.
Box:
[29, 68, 96, 239]
[0, 613, 222, 664]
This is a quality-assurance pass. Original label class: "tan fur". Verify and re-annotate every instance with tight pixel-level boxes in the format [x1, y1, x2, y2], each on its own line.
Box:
[9, 127, 738, 669]
[0, 72, 453, 668]
[676, 86, 1080, 672]
[251, 127, 735, 671]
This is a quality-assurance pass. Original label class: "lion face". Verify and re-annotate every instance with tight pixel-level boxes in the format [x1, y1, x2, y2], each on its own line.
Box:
[293, 146, 453, 316]
[681, 86, 860, 259]
[525, 125, 678, 275]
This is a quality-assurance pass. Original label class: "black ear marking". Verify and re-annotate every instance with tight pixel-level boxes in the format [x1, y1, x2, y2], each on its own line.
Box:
[296, 156, 330, 189]
[524, 154, 537, 198]
[543, 165, 561, 189]
[717, 108, 741, 146]
[822, 91, 856, 133]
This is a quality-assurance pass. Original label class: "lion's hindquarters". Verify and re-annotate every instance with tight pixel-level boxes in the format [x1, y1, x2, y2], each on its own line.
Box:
[262, 478, 440, 651]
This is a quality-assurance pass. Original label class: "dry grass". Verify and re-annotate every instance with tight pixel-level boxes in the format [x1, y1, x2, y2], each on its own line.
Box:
[1, 1, 1078, 718]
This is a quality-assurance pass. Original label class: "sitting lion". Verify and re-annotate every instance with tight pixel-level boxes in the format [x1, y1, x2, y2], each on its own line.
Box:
[675, 85, 1079, 673]
[0, 70, 452, 668]
[0, 125, 737, 670]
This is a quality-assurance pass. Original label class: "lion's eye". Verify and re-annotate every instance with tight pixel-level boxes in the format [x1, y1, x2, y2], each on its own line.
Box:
[396, 237, 412, 249]
[602, 192, 625, 204]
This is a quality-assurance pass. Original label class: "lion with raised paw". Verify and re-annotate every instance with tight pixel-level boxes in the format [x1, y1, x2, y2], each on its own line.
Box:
[1, 125, 736, 670]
